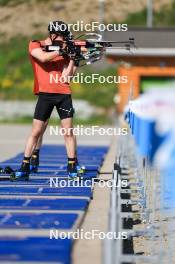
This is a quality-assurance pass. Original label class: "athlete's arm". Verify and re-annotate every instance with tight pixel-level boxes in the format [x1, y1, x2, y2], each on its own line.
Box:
[31, 48, 59, 63]
[61, 60, 77, 83]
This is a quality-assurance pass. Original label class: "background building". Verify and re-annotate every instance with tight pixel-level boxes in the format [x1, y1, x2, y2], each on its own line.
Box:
[105, 28, 175, 112]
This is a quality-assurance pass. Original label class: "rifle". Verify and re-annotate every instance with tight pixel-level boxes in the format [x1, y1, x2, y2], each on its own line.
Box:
[43, 33, 135, 66]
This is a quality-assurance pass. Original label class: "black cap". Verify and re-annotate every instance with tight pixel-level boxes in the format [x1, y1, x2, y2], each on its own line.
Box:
[48, 21, 69, 36]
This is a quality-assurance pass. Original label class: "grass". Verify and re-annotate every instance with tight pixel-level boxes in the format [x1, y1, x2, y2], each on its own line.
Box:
[123, 1, 175, 27]
[72, 66, 117, 109]
[123, 9, 147, 27]
[0, 0, 52, 6]
[0, 36, 34, 100]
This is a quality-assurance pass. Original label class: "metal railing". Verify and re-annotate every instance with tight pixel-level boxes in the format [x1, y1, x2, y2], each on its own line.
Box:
[103, 126, 172, 264]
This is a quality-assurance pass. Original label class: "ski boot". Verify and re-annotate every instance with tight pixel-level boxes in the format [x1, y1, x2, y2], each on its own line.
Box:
[10, 161, 30, 181]
[30, 153, 39, 173]
[67, 161, 79, 180]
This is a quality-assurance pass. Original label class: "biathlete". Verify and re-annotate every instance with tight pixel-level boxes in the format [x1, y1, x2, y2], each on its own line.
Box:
[11, 20, 85, 181]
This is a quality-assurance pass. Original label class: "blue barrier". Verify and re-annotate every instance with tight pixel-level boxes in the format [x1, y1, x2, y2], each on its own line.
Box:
[126, 111, 168, 161]
[160, 142, 175, 210]
[126, 91, 175, 213]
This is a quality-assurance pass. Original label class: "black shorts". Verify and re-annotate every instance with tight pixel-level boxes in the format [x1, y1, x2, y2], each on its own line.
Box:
[34, 93, 75, 121]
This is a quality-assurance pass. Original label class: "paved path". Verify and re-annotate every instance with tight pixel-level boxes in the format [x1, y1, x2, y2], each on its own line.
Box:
[0, 124, 112, 162]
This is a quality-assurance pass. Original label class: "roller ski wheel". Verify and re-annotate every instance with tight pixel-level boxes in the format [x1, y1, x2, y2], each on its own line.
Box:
[30, 165, 38, 173]
[10, 171, 29, 182]
[76, 165, 86, 175]
[68, 171, 79, 180]
[0, 167, 3, 174]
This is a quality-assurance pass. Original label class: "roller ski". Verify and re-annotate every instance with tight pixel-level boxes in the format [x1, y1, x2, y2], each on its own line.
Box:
[10, 160, 30, 181]
[74, 156, 86, 176]
[67, 159, 79, 180]
[0, 166, 14, 175]
[30, 150, 40, 173]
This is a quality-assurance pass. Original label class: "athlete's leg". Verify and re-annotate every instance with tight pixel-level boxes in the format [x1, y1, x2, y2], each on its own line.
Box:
[34, 119, 49, 151]
[10, 95, 53, 180]
[61, 117, 76, 158]
[56, 94, 79, 178]
[56, 94, 76, 158]
[24, 119, 47, 157]
[30, 119, 49, 172]
[35, 134, 43, 151]
[61, 117, 78, 178]
[28, 94, 53, 158]
[10, 119, 47, 181]
[74, 135, 86, 174]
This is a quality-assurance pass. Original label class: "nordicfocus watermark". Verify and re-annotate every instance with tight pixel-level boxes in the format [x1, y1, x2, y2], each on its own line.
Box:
[50, 229, 128, 240]
[49, 73, 128, 85]
[49, 21, 128, 32]
[50, 126, 128, 137]
[50, 177, 128, 189]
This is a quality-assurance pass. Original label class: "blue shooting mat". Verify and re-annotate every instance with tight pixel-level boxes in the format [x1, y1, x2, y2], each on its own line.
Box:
[30, 171, 98, 179]
[0, 172, 97, 184]
[61, 165, 100, 171]
[0, 161, 102, 166]
[0, 237, 72, 263]
[34, 165, 100, 173]
[40, 144, 108, 151]
[0, 178, 50, 185]
[54, 171, 98, 177]
[0, 144, 108, 264]
[0, 171, 62, 179]
[0, 169, 90, 176]
[33, 171, 66, 176]
[0, 186, 92, 197]
[0, 212, 78, 229]
[7, 145, 107, 156]
[0, 177, 94, 186]
[4, 155, 105, 161]
[0, 198, 89, 210]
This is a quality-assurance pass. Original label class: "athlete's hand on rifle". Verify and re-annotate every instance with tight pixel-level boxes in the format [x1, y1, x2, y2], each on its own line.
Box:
[43, 33, 135, 67]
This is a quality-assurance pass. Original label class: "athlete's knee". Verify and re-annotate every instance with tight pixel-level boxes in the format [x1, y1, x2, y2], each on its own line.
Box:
[31, 127, 43, 139]
[62, 127, 74, 138]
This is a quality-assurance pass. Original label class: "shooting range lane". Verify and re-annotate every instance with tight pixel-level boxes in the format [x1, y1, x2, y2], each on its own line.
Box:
[0, 145, 108, 264]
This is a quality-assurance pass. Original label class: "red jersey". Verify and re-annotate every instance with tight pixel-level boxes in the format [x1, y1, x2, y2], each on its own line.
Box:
[29, 40, 71, 95]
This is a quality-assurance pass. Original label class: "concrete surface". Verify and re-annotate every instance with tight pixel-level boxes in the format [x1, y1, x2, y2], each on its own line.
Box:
[0, 124, 113, 162]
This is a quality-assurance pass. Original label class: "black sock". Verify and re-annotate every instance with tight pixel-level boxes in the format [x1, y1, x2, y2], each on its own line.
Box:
[67, 158, 76, 169]
[75, 157, 79, 165]
[33, 149, 40, 155]
[32, 149, 40, 159]
[31, 150, 40, 166]
[21, 157, 30, 172]
[23, 156, 31, 162]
